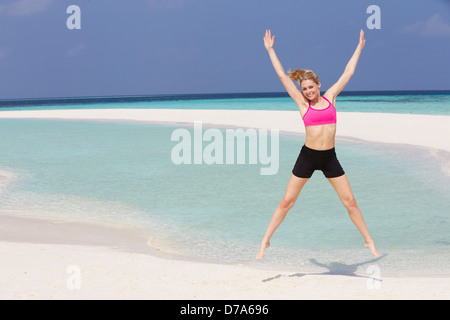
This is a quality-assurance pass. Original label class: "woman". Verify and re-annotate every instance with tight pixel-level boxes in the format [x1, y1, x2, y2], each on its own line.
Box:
[256, 29, 380, 260]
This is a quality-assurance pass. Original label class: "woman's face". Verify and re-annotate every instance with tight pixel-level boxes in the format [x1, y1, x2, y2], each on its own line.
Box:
[301, 79, 321, 101]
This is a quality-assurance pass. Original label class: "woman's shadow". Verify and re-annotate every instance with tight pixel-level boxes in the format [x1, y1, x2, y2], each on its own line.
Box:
[262, 254, 386, 282]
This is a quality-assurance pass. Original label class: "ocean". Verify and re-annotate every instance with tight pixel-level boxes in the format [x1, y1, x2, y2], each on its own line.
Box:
[1, 90, 450, 115]
[0, 91, 449, 276]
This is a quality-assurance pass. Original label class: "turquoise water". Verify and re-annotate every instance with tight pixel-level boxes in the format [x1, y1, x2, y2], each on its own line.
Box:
[0, 118, 449, 275]
[1, 91, 450, 115]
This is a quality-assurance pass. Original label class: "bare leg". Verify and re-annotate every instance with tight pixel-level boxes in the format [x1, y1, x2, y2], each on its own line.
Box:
[327, 174, 380, 258]
[256, 174, 309, 260]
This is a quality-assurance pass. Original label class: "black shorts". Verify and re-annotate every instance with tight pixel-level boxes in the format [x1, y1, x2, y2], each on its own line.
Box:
[292, 145, 345, 179]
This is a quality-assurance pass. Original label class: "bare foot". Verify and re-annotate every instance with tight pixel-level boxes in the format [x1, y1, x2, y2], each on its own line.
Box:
[256, 240, 270, 260]
[365, 241, 380, 258]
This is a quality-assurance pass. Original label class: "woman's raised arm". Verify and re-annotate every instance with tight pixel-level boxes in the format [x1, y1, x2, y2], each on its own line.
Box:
[264, 30, 307, 107]
[326, 30, 366, 102]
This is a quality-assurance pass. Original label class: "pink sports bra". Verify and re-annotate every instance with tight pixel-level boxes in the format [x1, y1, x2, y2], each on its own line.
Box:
[302, 96, 337, 127]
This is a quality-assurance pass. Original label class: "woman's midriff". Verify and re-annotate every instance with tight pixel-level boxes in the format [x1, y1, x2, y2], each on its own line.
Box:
[304, 123, 337, 150]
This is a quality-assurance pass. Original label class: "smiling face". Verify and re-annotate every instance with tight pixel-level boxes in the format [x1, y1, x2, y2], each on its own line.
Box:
[301, 79, 321, 101]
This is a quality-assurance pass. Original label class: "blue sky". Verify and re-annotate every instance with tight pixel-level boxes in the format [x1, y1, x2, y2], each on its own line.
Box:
[0, 0, 449, 99]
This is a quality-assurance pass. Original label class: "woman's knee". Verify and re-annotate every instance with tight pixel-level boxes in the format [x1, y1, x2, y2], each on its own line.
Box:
[279, 197, 296, 211]
[342, 196, 358, 211]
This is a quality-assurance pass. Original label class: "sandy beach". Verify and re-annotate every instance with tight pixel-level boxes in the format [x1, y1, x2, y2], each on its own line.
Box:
[0, 109, 449, 300]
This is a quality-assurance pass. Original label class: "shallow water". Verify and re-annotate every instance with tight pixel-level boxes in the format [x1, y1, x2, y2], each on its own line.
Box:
[0, 119, 448, 275]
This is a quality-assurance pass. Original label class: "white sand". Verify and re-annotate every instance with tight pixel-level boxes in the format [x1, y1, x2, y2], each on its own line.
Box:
[2, 241, 449, 300]
[0, 109, 449, 300]
[1, 214, 448, 300]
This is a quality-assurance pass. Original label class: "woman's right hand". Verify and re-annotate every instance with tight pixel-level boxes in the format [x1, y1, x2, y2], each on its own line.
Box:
[264, 29, 275, 51]
[358, 29, 366, 49]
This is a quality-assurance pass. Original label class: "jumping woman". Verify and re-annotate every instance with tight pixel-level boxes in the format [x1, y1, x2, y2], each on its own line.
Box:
[256, 29, 380, 260]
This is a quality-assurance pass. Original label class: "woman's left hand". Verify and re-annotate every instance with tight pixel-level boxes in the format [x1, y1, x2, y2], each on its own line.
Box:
[264, 29, 275, 51]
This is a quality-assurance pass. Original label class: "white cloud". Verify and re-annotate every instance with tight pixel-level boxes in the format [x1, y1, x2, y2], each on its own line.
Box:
[66, 44, 86, 57]
[400, 13, 450, 37]
[0, 0, 52, 17]
[147, 0, 193, 11]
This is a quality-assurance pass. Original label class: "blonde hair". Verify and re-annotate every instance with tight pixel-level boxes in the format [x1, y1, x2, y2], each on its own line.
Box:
[288, 69, 320, 86]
